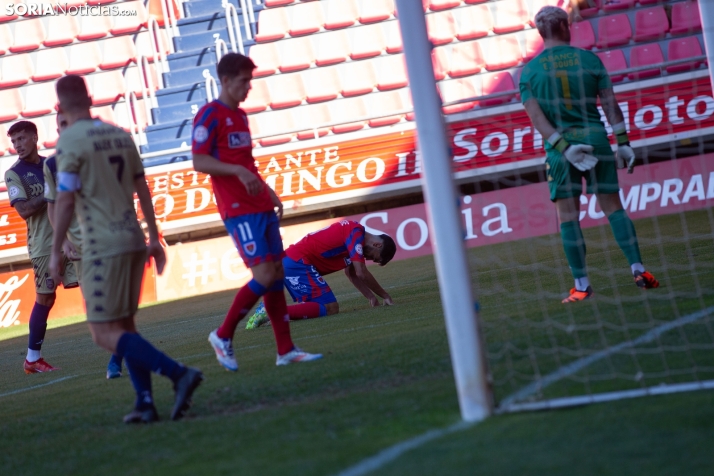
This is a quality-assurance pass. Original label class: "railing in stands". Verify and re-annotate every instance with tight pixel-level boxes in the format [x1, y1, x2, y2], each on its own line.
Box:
[225, 3, 246, 55]
[204, 70, 220, 101]
[147, 17, 170, 78]
[215, 37, 230, 63]
[159, 0, 182, 48]
[124, 90, 147, 146]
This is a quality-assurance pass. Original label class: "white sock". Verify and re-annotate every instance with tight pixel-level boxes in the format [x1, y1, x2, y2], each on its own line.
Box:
[26, 349, 41, 363]
[631, 263, 645, 274]
[575, 277, 590, 292]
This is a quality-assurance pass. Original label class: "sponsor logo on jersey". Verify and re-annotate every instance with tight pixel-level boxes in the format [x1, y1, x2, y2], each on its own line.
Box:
[193, 125, 209, 143]
[243, 241, 257, 256]
[286, 276, 301, 288]
[228, 132, 251, 149]
[226, 117, 233, 126]
[8, 186, 19, 198]
[344, 257, 352, 266]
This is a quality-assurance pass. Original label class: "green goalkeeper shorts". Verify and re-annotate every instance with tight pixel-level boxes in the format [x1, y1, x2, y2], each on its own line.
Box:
[545, 144, 620, 202]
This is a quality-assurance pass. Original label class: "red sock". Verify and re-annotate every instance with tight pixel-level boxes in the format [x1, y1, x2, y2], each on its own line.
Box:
[288, 302, 322, 320]
[263, 290, 294, 355]
[216, 284, 262, 339]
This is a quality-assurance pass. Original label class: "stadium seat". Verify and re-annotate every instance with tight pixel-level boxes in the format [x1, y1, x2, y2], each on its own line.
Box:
[32, 49, 68, 82]
[87, 0, 116, 5]
[91, 70, 127, 105]
[628, 43, 664, 80]
[455, 4, 492, 40]
[330, 97, 367, 133]
[597, 49, 627, 82]
[294, 102, 331, 140]
[125, 63, 158, 97]
[0, 124, 9, 155]
[0, 53, 33, 88]
[524, 29, 544, 62]
[43, 15, 79, 47]
[135, 29, 171, 62]
[634, 7, 669, 42]
[350, 23, 385, 60]
[314, 30, 350, 66]
[43, 117, 60, 148]
[597, 14, 632, 48]
[484, 36, 522, 71]
[671, 1, 702, 35]
[279, 36, 315, 72]
[289, 2, 324, 36]
[578, 0, 601, 17]
[375, 54, 408, 91]
[449, 41, 485, 77]
[367, 91, 405, 127]
[602, 0, 635, 12]
[21, 82, 56, 117]
[464, 0, 489, 3]
[0, 88, 22, 121]
[304, 66, 341, 103]
[90, 105, 117, 125]
[385, 20, 403, 53]
[493, 0, 529, 34]
[241, 78, 270, 113]
[268, 74, 306, 109]
[359, 0, 394, 23]
[339, 61, 376, 97]
[667, 36, 705, 73]
[440, 78, 478, 114]
[481, 71, 516, 107]
[432, 46, 449, 80]
[426, 10, 456, 45]
[324, 0, 358, 30]
[77, 12, 112, 41]
[100, 36, 138, 70]
[9, 18, 45, 53]
[255, 7, 289, 42]
[250, 42, 281, 76]
[0, 24, 11, 55]
[0, 0, 18, 22]
[66, 42, 102, 75]
[571, 20, 595, 49]
[255, 111, 295, 146]
[427, 0, 461, 11]
[111, 1, 148, 35]
[265, 0, 294, 6]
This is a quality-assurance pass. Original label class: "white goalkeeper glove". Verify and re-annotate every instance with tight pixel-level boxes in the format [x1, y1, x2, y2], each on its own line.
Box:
[613, 121, 636, 174]
[548, 132, 598, 172]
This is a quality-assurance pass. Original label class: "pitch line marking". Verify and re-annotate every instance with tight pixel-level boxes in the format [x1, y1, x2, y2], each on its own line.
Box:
[0, 375, 77, 398]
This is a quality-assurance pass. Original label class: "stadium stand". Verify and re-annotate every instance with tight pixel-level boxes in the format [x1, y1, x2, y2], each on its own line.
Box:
[0, 53, 33, 88]
[597, 49, 628, 82]
[628, 43, 665, 79]
[44, 15, 79, 47]
[571, 20, 595, 49]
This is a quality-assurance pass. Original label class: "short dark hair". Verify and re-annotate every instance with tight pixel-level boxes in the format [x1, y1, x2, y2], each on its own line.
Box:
[379, 234, 397, 266]
[7, 121, 37, 137]
[535, 6, 569, 40]
[56, 75, 91, 112]
[216, 53, 256, 81]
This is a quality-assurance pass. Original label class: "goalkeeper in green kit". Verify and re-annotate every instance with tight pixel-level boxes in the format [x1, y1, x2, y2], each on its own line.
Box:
[520, 6, 659, 303]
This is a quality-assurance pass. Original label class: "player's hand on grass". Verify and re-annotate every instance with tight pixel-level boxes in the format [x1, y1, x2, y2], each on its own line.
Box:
[369, 296, 380, 307]
[617, 144, 636, 174]
[564, 144, 598, 172]
[236, 167, 263, 196]
[148, 240, 167, 275]
[49, 252, 62, 290]
[62, 239, 80, 261]
[383, 296, 394, 306]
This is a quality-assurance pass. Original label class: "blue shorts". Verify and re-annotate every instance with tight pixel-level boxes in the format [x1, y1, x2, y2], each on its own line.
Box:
[224, 211, 285, 268]
[282, 256, 337, 305]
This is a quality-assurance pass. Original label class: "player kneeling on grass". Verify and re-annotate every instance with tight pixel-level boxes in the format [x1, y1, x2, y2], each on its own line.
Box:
[50, 75, 203, 424]
[192, 53, 321, 371]
[520, 6, 659, 303]
[246, 220, 396, 329]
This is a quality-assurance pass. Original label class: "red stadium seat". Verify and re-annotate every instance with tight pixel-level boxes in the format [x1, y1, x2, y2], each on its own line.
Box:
[376, 54, 408, 91]
[493, 0, 529, 34]
[324, 0, 358, 29]
[304, 66, 341, 103]
[628, 43, 663, 80]
[256, 111, 295, 146]
[289, 2, 324, 36]
[634, 7, 669, 42]
[43, 118, 60, 148]
[44, 15, 79, 47]
[464, 0, 489, 3]
[597, 49, 628, 82]
[268, 74, 306, 109]
[367, 90, 405, 127]
[440, 78, 477, 114]
[524, 29, 544, 62]
[250, 42, 281, 76]
[597, 14, 632, 48]
[449, 41, 485, 77]
[481, 71, 516, 107]
[125, 63, 158, 97]
[9, 18, 45, 53]
[314, 30, 350, 66]
[91, 70, 127, 105]
[135, 29, 171, 62]
[385, 20, 403, 53]
[426, 10, 456, 45]
[22, 82, 56, 117]
[350, 23, 385, 60]
[265, 0, 294, 6]
[101, 36, 138, 70]
[0, 53, 33, 88]
[455, 4, 492, 41]
[484, 36, 522, 71]
[432, 46, 449, 80]
[77, 13, 112, 41]
[294, 103, 331, 140]
[279, 36, 315, 72]
[339, 61, 376, 97]
[0, 124, 9, 155]
[66, 42, 102, 75]
[255, 7, 289, 42]
[111, 1, 148, 35]
[571, 20, 595, 49]
[359, 0, 394, 24]
[33, 49, 68, 82]
[0, 88, 22, 121]
[671, 1, 702, 35]
[91, 105, 117, 125]
[602, 0, 635, 12]
[0, 0, 18, 22]
[427, 0, 461, 11]
[0, 24, 11, 55]
[579, 0, 601, 17]
[330, 97, 367, 133]
[242, 78, 270, 113]
[667, 36, 705, 74]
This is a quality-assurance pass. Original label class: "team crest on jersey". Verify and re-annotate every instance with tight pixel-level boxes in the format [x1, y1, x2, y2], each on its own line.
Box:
[243, 241, 257, 256]
[228, 132, 251, 148]
[8, 186, 19, 198]
[226, 117, 233, 126]
[45, 277, 55, 290]
[355, 244, 363, 256]
[193, 125, 209, 143]
[316, 275, 326, 284]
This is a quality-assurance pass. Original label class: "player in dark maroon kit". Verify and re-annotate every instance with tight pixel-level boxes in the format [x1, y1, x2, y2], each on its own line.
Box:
[246, 220, 397, 329]
[192, 53, 321, 370]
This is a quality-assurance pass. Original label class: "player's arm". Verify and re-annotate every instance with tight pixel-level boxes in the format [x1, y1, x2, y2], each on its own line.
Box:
[192, 154, 263, 196]
[345, 264, 379, 306]
[350, 261, 393, 306]
[135, 176, 166, 275]
[266, 185, 283, 219]
[12, 195, 46, 220]
[599, 87, 635, 173]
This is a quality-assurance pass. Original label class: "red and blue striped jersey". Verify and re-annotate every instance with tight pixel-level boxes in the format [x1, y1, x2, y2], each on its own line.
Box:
[286, 220, 366, 275]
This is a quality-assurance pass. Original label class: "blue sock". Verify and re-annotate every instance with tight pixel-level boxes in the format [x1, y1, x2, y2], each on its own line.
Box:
[268, 280, 283, 292]
[116, 332, 187, 383]
[125, 358, 153, 410]
[318, 303, 328, 317]
[108, 353, 123, 370]
[28, 302, 51, 351]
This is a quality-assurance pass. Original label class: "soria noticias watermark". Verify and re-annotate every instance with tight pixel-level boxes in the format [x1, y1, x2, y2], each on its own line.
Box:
[4, 3, 138, 16]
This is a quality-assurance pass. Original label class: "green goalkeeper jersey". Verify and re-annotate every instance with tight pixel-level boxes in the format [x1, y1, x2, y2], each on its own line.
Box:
[519, 45, 613, 151]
